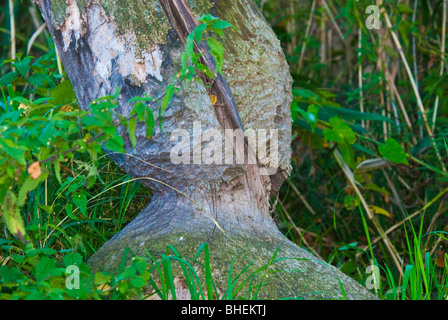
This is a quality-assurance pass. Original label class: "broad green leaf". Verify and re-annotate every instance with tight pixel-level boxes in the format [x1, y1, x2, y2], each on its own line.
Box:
[13, 56, 32, 78]
[34, 256, 58, 282]
[50, 80, 76, 105]
[378, 138, 409, 165]
[94, 271, 111, 285]
[323, 116, 357, 145]
[0, 139, 27, 165]
[63, 252, 83, 267]
[131, 102, 146, 121]
[65, 204, 78, 220]
[338, 142, 356, 169]
[145, 109, 155, 139]
[0, 71, 18, 86]
[206, 37, 224, 75]
[161, 84, 174, 114]
[194, 23, 207, 43]
[128, 116, 137, 149]
[211, 20, 234, 30]
[197, 14, 219, 24]
[104, 135, 125, 154]
[73, 193, 87, 216]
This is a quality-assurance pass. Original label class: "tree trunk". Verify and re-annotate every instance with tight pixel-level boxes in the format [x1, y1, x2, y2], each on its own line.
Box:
[37, 0, 375, 299]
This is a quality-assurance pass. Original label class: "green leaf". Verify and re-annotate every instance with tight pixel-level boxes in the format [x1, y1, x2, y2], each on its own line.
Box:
[323, 116, 357, 145]
[28, 72, 50, 87]
[34, 256, 58, 282]
[298, 104, 319, 132]
[54, 160, 62, 184]
[0, 139, 27, 165]
[73, 193, 87, 216]
[104, 135, 125, 154]
[63, 252, 83, 267]
[161, 84, 174, 114]
[338, 142, 356, 169]
[131, 102, 146, 122]
[211, 20, 234, 30]
[206, 37, 224, 75]
[50, 80, 77, 106]
[0, 71, 18, 86]
[0, 266, 26, 283]
[197, 14, 219, 25]
[65, 204, 78, 220]
[145, 109, 155, 139]
[13, 56, 32, 78]
[2, 192, 26, 243]
[94, 271, 111, 285]
[128, 116, 137, 149]
[194, 23, 207, 43]
[378, 138, 409, 165]
[130, 275, 146, 288]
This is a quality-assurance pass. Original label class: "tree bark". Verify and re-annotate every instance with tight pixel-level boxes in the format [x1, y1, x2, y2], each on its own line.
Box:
[37, 0, 375, 299]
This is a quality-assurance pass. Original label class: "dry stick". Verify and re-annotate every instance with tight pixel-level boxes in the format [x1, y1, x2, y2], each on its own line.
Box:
[321, 0, 345, 42]
[319, 9, 326, 64]
[277, 198, 324, 260]
[287, 0, 296, 58]
[378, 1, 447, 173]
[431, 0, 447, 132]
[358, 27, 365, 128]
[376, 34, 389, 139]
[29, 5, 49, 40]
[381, 169, 406, 217]
[357, 185, 448, 257]
[8, 0, 15, 60]
[289, 181, 317, 216]
[298, 0, 316, 73]
[333, 147, 404, 276]
[27, 23, 47, 55]
[386, 71, 413, 130]
[55, 46, 64, 80]
[412, 0, 423, 138]
[427, 202, 446, 256]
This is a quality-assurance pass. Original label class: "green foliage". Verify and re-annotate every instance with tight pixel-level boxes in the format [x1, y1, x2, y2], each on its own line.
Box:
[260, 0, 448, 300]
[378, 138, 409, 165]
[2, 0, 448, 301]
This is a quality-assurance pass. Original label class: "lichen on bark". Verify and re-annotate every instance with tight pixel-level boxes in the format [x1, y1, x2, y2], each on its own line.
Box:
[49, 0, 214, 52]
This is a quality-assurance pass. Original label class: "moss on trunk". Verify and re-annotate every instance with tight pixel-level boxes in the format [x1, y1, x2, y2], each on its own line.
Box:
[37, 0, 377, 300]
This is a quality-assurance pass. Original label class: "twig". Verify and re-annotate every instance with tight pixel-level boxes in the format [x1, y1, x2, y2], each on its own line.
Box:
[357, 186, 448, 256]
[277, 198, 324, 260]
[412, 0, 423, 138]
[9, 0, 15, 60]
[298, 0, 316, 73]
[358, 27, 365, 128]
[431, 0, 447, 132]
[27, 23, 47, 55]
[333, 146, 404, 276]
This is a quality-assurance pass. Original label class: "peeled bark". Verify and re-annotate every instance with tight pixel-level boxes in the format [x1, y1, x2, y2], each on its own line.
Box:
[37, 0, 376, 299]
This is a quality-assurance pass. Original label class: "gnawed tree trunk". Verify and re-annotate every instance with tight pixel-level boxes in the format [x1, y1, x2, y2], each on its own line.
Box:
[37, 0, 375, 299]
